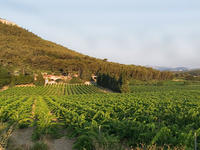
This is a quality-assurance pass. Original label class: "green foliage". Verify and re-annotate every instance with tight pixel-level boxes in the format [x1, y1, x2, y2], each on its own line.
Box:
[120, 84, 130, 93]
[97, 73, 120, 92]
[0, 21, 173, 82]
[156, 81, 164, 86]
[184, 81, 191, 85]
[176, 70, 200, 81]
[0, 84, 102, 96]
[130, 84, 200, 93]
[69, 77, 83, 84]
[34, 73, 45, 86]
[97, 73, 130, 93]
[129, 79, 146, 85]
[151, 127, 172, 145]
[31, 131, 41, 141]
[79, 65, 91, 81]
[11, 74, 34, 85]
[46, 124, 64, 139]
[73, 133, 95, 150]
[31, 142, 48, 150]
[2, 82, 200, 149]
[0, 66, 11, 88]
[118, 73, 130, 93]
[162, 80, 185, 86]
[17, 121, 30, 129]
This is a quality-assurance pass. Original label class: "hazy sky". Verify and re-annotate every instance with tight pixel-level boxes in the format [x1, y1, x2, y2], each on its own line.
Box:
[1, 0, 200, 68]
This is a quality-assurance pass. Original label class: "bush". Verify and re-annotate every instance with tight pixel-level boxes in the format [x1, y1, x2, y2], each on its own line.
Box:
[31, 142, 48, 150]
[118, 73, 130, 93]
[32, 129, 42, 141]
[120, 83, 130, 93]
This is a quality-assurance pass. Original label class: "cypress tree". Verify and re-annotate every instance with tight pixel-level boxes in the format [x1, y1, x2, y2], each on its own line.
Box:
[118, 73, 130, 93]
[34, 73, 45, 86]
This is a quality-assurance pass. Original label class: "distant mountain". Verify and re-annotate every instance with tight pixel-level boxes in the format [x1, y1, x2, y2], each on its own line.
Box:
[153, 66, 189, 72]
[0, 18, 173, 81]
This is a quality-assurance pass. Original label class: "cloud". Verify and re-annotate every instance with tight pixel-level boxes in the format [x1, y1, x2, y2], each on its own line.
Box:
[1, 0, 200, 68]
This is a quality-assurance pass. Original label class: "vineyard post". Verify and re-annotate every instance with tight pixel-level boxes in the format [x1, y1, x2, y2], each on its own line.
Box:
[195, 132, 197, 150]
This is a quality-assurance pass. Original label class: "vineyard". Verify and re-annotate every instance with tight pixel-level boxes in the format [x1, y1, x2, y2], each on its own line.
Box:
[130, 84, 200, 93]
[0, 84, 103, 97]
[0, 84, 200, 149]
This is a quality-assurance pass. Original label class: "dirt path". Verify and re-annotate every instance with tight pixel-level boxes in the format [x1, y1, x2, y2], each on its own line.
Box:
[7, 99, 74, 150]
[44, 136, 74, 150]
[8, 127, 74, 150]
[7, 127, 34, 150]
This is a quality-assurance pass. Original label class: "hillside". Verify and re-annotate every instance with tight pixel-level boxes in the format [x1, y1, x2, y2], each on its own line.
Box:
[0, 19, 173, 81]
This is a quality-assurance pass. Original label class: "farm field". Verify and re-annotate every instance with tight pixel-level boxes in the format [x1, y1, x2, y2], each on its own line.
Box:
[0, 84, 103, 97]
[130, 84, 200, 93]
[0, 84, 200, 149]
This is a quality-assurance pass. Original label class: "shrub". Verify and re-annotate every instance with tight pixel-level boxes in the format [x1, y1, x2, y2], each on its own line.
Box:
[31, 142, 48, 150]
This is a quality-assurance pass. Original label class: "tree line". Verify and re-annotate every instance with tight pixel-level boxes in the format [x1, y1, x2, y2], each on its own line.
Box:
[97, 73, 129, 93]
[0, 65, 45, 87]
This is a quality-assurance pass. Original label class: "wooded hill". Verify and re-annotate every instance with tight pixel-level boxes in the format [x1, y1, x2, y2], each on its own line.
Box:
[187, 69, 200, 76]
[0, 20, 173, 81]
[175, 69, 200, 81]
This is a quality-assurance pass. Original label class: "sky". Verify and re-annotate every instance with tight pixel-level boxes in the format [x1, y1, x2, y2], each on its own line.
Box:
[1, 0, 200, 68]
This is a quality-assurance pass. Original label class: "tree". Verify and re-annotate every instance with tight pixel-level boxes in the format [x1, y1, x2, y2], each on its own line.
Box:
[0, 66, 11, 88]
[0, 21, 174, 83]
[34, 73, 45, 86]
[103, 58, 108, 62]
[12, 74, 34, 85]
[80, 65, 91, 81]
[97, 72, 130, 93]
[118, 73, 130, 93]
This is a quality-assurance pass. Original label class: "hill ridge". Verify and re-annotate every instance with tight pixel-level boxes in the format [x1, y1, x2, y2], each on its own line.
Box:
[0, 18, 173, 81]
[0, 18, 17, 26]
